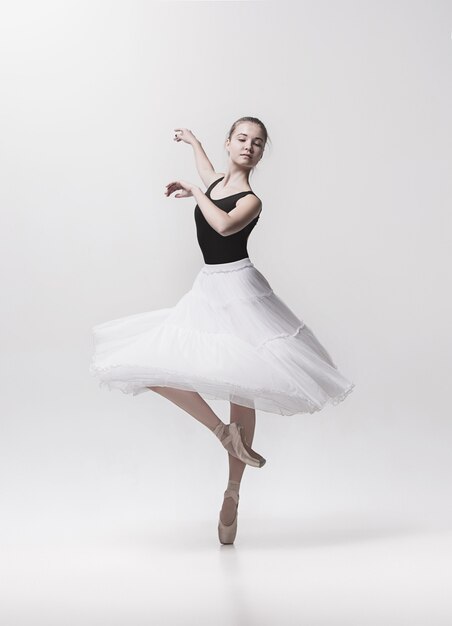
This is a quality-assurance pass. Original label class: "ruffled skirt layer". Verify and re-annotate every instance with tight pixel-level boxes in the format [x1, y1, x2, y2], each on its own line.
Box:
[89, 257, 355, 416]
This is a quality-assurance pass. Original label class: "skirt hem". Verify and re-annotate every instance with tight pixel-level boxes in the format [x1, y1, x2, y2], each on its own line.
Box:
[89, 363, 355, 417]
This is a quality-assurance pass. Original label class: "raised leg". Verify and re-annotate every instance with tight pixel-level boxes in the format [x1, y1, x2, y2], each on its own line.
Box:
[220, 402, 256, 525]
[147, 386, 223, 433]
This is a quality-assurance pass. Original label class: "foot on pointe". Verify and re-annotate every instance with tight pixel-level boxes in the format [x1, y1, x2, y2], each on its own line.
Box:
[213, 422, 266, 468]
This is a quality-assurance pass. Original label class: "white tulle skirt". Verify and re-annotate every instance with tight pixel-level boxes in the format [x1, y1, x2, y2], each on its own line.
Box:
[89, 257, 355, 416]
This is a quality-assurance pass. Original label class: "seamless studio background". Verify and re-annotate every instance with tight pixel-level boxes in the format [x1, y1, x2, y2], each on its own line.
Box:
[0, 1, 451, 624]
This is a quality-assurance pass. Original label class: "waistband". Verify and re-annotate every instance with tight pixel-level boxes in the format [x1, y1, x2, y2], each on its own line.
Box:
[201, 257, 254, 273]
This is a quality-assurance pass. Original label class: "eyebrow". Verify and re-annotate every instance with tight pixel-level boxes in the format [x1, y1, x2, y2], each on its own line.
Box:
[237, 133, 264, 142]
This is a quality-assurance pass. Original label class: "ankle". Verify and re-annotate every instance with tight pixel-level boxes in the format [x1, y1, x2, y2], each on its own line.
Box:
[212, 420, 226, 437]
[226, 479, 241, 492]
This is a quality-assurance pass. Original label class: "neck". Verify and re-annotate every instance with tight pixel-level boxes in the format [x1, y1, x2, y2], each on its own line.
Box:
[221, 167, 250, 188]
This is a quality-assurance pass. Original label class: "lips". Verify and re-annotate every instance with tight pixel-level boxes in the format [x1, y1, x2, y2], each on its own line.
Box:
[241, 154, 252, 158]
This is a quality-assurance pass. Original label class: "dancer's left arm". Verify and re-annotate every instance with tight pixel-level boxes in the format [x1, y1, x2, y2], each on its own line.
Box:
[165, 180, 261, 236]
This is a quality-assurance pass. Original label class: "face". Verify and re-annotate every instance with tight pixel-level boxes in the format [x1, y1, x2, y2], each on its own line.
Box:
[226, 123, 265, 168]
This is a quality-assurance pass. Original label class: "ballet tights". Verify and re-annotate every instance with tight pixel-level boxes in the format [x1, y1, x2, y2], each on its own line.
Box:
[148, 386, 223, 432]
[220, 402, 256, 524]
[148, 387, 256, 525]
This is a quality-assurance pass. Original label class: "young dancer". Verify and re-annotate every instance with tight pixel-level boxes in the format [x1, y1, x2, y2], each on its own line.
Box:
[90, 117, 355, 544]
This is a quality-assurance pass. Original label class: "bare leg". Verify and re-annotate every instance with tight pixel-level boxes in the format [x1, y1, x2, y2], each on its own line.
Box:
[147, 386, 224, 432]
[220, 402, 256, 525]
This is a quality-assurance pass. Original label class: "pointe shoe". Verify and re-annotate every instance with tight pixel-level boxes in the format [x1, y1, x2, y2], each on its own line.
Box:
[218, 480, 240, 545]
[213, 422, 266, 468]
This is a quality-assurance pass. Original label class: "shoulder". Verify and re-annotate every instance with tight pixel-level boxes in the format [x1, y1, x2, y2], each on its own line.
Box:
[238, 192, 261, 206]
[235, 193, 262, 219]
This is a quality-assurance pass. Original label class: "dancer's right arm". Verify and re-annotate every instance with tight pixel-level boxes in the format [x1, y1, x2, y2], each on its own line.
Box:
[174, 128, 219, 188]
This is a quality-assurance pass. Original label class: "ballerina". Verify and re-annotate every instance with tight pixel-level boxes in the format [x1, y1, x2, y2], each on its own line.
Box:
[89, 116, 355, 544]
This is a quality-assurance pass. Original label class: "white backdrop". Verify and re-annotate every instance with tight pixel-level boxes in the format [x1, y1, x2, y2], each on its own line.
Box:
[1, 1, 451, 620]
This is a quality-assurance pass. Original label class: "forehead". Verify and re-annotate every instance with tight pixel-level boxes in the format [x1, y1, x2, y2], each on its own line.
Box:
[234, 123, 264, 140]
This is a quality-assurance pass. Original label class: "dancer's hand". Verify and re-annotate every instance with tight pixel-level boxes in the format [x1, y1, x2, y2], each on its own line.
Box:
[165, 179, 198, 198]
[173, 128, 197, 145]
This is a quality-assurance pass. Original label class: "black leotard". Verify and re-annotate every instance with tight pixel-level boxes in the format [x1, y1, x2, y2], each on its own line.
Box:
[194, 176, 261, 264]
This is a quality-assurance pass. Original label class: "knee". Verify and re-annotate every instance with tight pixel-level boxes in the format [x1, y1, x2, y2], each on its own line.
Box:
[230, 402, 256, 419]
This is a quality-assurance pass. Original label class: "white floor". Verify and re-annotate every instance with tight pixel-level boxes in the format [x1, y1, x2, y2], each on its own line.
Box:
[2, 513, 452, 625]
[2, 363, 452, 624]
